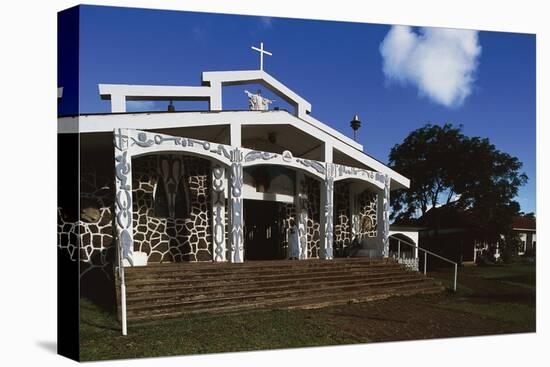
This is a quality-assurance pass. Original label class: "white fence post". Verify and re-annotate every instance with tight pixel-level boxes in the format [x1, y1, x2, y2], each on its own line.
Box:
[424, 252, 427, 275]
[454, 263, 458, 292]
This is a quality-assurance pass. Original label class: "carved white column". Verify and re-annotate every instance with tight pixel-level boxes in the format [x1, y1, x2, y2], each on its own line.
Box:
[229, 148, 244, 263]
[320, 163, 335, 259]
[113, 128, 134, 266]
[382, 175, 391, 257]
[296, 172, 308, 260]
[350, 185, 360, 242]
[211, 164, 227, 262]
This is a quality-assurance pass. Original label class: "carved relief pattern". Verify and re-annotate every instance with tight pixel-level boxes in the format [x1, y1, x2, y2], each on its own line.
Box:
[334, 164, 386, 187]
[229, 148, 244, 263]
[130, 131, 233, 164]
[334, 181, 351, 252]
[322, 164, 335, 259]
[244, 150, 278, 162]
[158, 155, 189, 218]
[59, 128, 390, 281]
[383, 175, 391, 257]
[296, 158, 326, 175]
[114, 129, 134, 266]
[296, 174, 308, 260]
[211, 164, 226, 262]
[351, 213, 360, 240]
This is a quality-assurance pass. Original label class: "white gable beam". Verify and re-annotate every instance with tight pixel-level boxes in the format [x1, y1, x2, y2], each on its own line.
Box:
[202, 70, 312, 116]
[99, 84, 215, 112]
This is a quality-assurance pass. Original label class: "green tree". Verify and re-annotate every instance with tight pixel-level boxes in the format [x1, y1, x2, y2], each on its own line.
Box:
[389, 124, 527, 241]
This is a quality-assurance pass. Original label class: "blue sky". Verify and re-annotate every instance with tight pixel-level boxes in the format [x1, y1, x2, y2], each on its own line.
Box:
[63, 5, 536, 214]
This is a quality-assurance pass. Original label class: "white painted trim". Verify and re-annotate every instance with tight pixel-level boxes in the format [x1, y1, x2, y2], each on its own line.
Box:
[97, 70, 362, 149]
[512, 228, 536, 232]
[202, 70, 312, 115]
[99, 84, 214, 113]
[334, 144, 409, 189]
[230, 122, 241, 146]
[242, 186, 295, 203]
[389, 230, 419, 259]
[58, 111, 409, 189]
[302, 114, 362, 151]
[324, 142, 333, 163]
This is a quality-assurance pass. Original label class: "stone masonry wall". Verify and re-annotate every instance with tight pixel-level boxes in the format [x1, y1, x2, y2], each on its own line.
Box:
[334, 181, 351, 253]
[57, 154, 214, 282]
[132, 155, 213, 262]
[305, 175, 321, 258]
[358, 189, 378, 238]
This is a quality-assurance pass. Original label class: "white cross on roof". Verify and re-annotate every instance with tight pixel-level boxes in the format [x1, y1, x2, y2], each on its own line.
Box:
[251, 42, 272, 71]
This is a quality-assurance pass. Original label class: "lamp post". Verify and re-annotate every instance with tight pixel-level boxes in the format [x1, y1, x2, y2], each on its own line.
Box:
[350, 114, 361, 141]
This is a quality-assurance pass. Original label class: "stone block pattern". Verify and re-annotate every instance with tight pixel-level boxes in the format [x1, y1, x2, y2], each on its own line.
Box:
[132, 155, 213, 262]
[281, 203, 296, 257]
[57, 209, 79, 262]
[57, 155, 215, 282]
[334, 181, 351, 250]
[358, 189, 378, 238]
[305, 175, 321, 258]
[57, 172, 116, 280]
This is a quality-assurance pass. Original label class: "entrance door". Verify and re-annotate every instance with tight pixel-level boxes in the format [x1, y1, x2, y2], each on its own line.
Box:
[244, 200, 283, 260]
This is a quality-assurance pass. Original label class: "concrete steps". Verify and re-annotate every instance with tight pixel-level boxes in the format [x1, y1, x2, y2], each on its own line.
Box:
[118, 258, 444, 322]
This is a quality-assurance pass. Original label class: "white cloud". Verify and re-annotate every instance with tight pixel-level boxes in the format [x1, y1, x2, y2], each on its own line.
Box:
[380, 25, 481, 107]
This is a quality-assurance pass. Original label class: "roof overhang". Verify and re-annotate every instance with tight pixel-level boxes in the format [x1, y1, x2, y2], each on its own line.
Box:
[58, 110, 409, 190]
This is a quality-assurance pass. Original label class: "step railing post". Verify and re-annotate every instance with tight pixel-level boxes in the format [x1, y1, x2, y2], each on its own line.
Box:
[423, 251, 427, 275]
[453, 263, 458, 292]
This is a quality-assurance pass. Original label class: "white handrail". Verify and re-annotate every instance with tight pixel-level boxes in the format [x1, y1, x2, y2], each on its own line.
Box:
[391, 236, 458, 292]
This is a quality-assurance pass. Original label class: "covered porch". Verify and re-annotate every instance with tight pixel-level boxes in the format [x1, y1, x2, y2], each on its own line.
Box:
[114, 128, 392, 266]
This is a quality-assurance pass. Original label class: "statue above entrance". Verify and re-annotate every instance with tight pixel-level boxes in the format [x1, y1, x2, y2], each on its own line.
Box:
[244, 89, 274, 111]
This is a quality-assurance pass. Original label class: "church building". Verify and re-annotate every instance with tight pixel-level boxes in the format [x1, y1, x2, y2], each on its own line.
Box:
[58, 44, 427, 335]
[59, 66, 409, 268]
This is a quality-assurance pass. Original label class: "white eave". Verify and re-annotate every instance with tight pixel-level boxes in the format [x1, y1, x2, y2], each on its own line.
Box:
[58, 110, 410, 189]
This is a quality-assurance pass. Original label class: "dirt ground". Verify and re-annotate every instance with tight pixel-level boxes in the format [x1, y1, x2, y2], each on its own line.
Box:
[320, 294, 528, 342]
[316, 264, 535, 342]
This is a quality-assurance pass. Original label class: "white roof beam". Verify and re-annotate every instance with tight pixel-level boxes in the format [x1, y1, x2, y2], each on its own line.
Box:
[99, 84, 215, 112]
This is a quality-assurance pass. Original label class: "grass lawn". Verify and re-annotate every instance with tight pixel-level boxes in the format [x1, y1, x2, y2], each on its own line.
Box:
[79, 262, 535, 361]
[80, 300, 365, 361]
[431, 262, 536, 330]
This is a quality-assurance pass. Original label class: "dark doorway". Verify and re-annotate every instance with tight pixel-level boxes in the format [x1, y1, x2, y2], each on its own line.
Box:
[244, 200, 283, 260]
